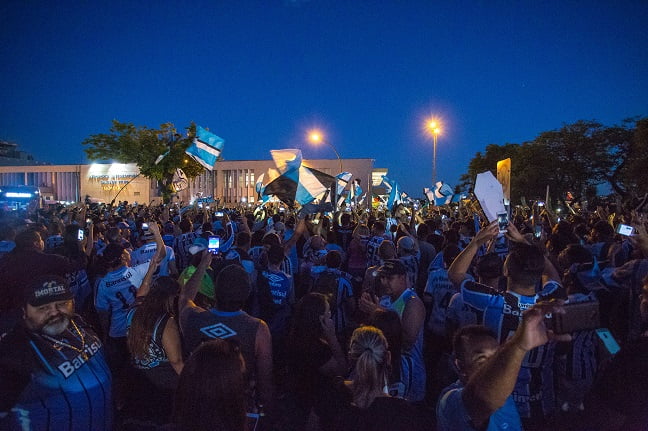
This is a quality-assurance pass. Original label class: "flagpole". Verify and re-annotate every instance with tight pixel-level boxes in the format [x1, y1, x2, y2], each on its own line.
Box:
[109, 173, 142, 206]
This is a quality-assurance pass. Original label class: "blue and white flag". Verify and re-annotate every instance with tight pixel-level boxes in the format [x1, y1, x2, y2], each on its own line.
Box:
[171, 168, 188, 192]
[382, 176, 403, 210]
[263, 149, 334, 207]
[432, 181, 454, 206]
[186, 125, 224, 171]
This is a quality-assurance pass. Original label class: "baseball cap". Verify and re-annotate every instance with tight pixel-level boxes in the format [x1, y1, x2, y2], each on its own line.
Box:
[25, 275, 73, 307]
[188, 237, 208, 255]
[397, 236, 416, 253]
[378, 259, 407, 277]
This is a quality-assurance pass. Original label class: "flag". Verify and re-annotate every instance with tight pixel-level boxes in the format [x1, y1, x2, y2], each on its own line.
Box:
[186, 125, 224, 171]
[433, 181, 454, 206]
[155, 149, 169, 165]
[381, 176, 403, 210]
[171, 168, 188, 192]
[263, 149, 334, 207]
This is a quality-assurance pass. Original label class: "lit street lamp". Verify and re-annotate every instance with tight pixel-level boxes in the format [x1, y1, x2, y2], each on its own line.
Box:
[425, 119, 442, 186]
[307, 129, 343, 174]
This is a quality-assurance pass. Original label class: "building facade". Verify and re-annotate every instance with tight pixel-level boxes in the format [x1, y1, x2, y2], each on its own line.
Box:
[0, 158, 379, 206]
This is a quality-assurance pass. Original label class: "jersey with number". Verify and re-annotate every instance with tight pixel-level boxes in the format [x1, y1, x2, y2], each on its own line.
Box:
[130, 242, 175, 277]
[0, 318, 112, 431]
[461, 279, 566, 422]
[366, 236, 386, 268]
[95, 263, 150, 337]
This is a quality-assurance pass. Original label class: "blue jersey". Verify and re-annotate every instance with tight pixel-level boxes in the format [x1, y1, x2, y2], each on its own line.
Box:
[311, 268, 355, 335]
[461, 279, 566, 422]
[437, 380, 522, 431]
[366, 236, 386, 267]
[255, 269, 293, 335]
[130, 242, 175, 277]
[424, 268, 457, 336]
[380, 288, 426, 402]
[95, 263, 150, 337]
[0, 318, 112, 431]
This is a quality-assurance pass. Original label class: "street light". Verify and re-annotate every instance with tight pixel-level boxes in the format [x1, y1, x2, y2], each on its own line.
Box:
[425, 119, 442, 186]
[307, 129, 343, 174]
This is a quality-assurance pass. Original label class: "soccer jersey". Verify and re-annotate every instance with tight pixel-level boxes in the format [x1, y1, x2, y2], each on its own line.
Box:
[380, 288, 426, 402]
[255, 269, 293, 336]
[311, 268, 355, 335]
[437, 380, 521, 431]
[173, 232, 197, 272]
[130, 242, 175, 277]
[95, 263, 150, 337]
[424, 268, 458, 336]
[461, 279, 566, 422]
[0, 318, 112, 431]
[400, 254, 419, 289]
[366, 235, 386, 267]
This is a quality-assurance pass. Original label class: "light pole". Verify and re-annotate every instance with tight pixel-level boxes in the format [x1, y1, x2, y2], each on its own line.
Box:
[307, 129, 343, 174]
[425, 119, 442, 186]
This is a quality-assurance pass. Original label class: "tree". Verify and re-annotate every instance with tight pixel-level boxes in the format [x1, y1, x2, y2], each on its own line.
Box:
[82, 120, 206, 202]
[460, 118, 648, 206]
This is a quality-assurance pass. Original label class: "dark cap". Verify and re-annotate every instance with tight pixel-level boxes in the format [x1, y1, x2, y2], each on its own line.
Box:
[215, 264, 251, 303]
[25, 275, 73, 307]
[378, 259, 407, 277]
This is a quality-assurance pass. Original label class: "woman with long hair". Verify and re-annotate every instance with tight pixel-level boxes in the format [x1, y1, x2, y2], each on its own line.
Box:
[125, 276, 183, 423]
[339, 325, 423, 431]
[286, 292, 347, 429]
[172, 339, 247, 431]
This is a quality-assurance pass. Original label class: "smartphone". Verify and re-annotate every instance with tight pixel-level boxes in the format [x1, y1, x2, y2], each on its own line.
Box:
[86, 218, 92, 224]
[596, 328, 621, 355]
[497, 212, 509, 233]
[208, 236, 220, 254]
[215, 211, 224, 217]
[279, 208, 285, 213]
[616, 224, 635, 236]
[537, 201, 545, 207]
[77, 229, 84, 241]
[534, 225, 542, 238]
[548, 301, 600, 334]
[142, 222, 149, 230]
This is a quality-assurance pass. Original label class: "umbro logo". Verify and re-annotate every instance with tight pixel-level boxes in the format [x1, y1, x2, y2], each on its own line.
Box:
[200, 323, 237, 339]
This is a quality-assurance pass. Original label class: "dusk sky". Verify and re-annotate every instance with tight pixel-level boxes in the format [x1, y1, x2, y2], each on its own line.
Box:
[1, 1, 647, 195]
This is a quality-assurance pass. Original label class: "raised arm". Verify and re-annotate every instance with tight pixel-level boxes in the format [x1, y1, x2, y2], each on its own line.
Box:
[178, 251, 212, 313]
[448, 221, 499, 286]
[136, 222, 166, 298]
[462, 302, 566, 428]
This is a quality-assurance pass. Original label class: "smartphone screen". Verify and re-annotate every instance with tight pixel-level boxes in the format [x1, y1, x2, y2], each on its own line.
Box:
[215, 212, 224, 217]
[208, 236, 220, 254]
[142, 222, 149, 230]
[596, 328, 621, 355]
[497, 213, 509, 233]
[77, 229, 84, 241]
[534, 225, 542, 238]
[616, 224, 634, 236]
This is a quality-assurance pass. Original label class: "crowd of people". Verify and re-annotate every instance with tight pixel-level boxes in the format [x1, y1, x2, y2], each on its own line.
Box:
[0, 197, 647, 431]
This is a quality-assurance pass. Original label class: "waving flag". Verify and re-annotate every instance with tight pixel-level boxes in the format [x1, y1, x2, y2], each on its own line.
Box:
[382, 176, 404, 210]
[263, 149, 335, 207]
[171, 168, 188, 192]
[433, 181, 454, 206]
[186, 125, 224, 171]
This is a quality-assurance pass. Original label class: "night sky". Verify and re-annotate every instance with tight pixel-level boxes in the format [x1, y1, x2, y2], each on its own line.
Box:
[1, 0, 647, 195]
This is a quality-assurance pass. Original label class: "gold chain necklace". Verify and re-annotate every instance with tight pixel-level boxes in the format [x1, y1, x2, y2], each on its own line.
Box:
[41, 319, 89, 361]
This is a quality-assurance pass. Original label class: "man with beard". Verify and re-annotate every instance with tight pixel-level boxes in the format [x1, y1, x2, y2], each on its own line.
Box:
[0, 275, 112, 430]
